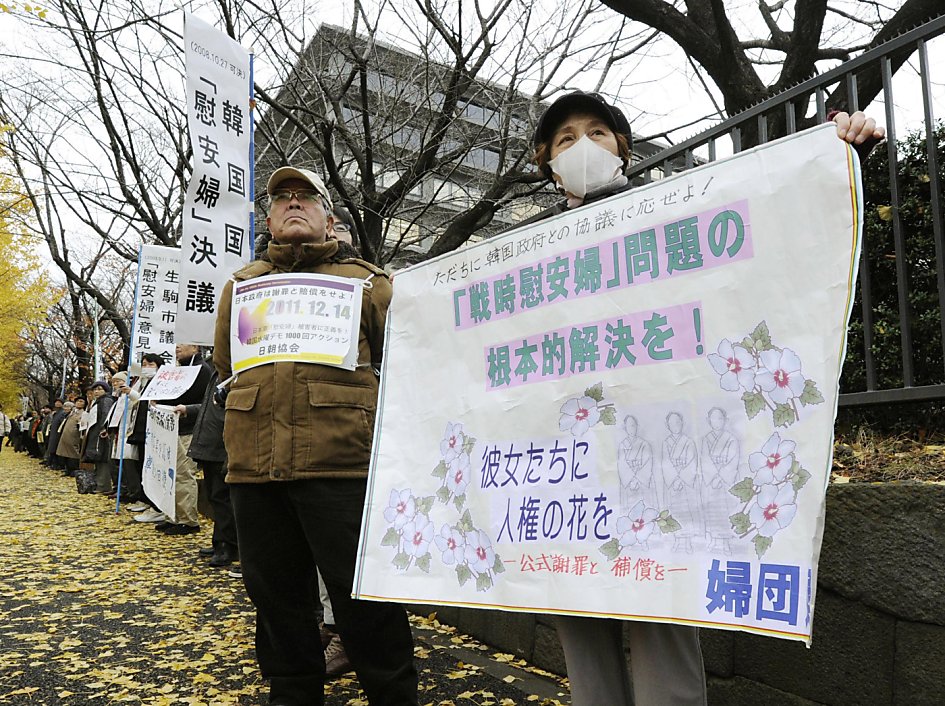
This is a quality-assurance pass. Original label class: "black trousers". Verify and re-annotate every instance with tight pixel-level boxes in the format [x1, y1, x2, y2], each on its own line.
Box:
[200, 461, 237, 550]
[230, 479, 418, 706]
[117, 457, 144, 501]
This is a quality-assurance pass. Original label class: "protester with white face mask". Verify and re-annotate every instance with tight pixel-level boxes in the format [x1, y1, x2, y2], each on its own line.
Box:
[532, 91, 633, 210]
[526, 91, 885, 706]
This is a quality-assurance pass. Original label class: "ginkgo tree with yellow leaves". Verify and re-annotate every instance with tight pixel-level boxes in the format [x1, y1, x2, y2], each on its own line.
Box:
[0, 128, 53, 411]
[0, 3, 47, 19]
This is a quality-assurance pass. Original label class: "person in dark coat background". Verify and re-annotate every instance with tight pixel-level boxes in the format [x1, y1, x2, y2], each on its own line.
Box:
[179, 358, 238, 567]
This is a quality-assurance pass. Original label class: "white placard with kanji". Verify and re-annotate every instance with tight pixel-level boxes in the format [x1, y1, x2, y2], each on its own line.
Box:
[179, 13, 252, 344]
[142, 404, 179, 521]
[228, 273, 363, 373]
[131, 245, 180, 366]
[138, 365, 204, 402]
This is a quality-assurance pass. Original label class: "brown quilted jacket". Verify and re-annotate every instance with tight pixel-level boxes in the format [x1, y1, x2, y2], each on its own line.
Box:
[214, 239, 391, 483]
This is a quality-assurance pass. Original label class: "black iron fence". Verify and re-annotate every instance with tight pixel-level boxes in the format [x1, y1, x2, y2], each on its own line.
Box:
[628, 14, 945, 408]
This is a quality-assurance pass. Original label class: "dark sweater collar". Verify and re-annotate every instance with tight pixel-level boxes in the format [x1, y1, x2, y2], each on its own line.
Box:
[268, 240, 339, 269]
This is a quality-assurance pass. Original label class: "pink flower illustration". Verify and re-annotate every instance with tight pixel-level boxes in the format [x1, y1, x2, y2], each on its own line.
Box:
[464, 529, 496, 574]
[756, 348, 806, 404]
[559, 396, 601, 437]
[383, 488, 416, 531]
[708, 339, 756, 391]
[616, 501, 658, 547]
[749, 432, 796, 485]
[749, 483, 797, 537]
[402, 513, 434, 558]
[434, 525, 466, 565]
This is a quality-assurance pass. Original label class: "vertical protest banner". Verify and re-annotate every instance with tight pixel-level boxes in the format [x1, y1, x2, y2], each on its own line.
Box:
[92, 302, 102, 382]
[354, 125, 863, 645]
[179, 14, 253, 345]
[116, 244, 181, 512]
[131, 245, 181, 366]
[142, 404, 179, 521]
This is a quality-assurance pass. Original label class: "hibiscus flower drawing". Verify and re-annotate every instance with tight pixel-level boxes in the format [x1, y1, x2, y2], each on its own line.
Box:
[756, 348, 806, 405]
[599, 501, 681, 560]
[383, 488, 416, 531]
[402, 514, 435, 558]
[708, 321, 824, 428]
[749, 483, 798, 538]
[445, 452, 470, 497]
[381, 421, 505, 591]
[558, 382, 616, 437]
[749, 432, 796, 485]
[432, 421, 476, 510]
[728, 432, 811, 558]
[616, 501, 659, 547]
[707, 338, 756, 392]
[440, 422, 466, 464]
[380, 488, 435, 572]
[434, 525, 466, 566]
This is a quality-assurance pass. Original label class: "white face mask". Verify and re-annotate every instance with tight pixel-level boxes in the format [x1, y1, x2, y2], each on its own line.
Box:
[139, 367, 157, 379]
[547, 134, 624, 198]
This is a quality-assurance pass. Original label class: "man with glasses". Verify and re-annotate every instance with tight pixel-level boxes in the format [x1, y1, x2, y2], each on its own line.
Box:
[214, 166, 417, 706]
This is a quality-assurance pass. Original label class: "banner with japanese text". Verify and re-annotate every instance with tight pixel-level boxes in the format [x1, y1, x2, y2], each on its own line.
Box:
[228, 273, 363, 373]
[138, 366, 204, 401]
[180, 14, 252, 345]
[131, 245, 180, 366]
[142, 404, 179, 521]
[354, 125, 863, 644]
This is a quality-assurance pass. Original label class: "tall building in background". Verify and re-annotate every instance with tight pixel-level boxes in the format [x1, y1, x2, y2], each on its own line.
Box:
[255, 24, 675, 265]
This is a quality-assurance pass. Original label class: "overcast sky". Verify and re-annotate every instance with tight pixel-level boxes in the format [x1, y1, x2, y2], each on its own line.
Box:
[1, 1, 942, 276]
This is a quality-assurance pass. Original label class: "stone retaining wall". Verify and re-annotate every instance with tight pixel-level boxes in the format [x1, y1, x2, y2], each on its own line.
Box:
[411, 482, 945, 705]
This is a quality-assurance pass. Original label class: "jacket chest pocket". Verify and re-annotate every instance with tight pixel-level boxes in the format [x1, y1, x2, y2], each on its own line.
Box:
[299, 381, 375, 470]
[224, 385, 260, 473]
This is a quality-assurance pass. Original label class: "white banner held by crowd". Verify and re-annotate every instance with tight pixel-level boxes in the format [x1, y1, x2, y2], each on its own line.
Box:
[228, 273, 363, 373]
[142, 404, 179, 521]
[138, 366, 203, 402]
[131, 245, 181, 366]
[353, 125, 864, 645]
[180, 14, 252, 345]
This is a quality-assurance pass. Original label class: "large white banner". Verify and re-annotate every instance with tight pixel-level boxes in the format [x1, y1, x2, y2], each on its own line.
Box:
[131, 245, 180, 366]
[354, 125, 863, 645]
[179, 14, 252, 345]
[142, 404, 179, 521]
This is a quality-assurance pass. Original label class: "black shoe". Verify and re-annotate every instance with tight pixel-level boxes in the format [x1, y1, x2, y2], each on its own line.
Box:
[155, 521, 173, 531]
[198, 547, 215, 557]
[162, 524, 199, 536]
[209, 550, 238, 567]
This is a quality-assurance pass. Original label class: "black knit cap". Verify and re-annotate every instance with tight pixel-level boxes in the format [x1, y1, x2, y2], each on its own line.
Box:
[533, 91, 632, 149]
[533, 91, 633, 180]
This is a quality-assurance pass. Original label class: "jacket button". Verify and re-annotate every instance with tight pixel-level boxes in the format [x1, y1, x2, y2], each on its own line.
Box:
[272, 471, 281, 478]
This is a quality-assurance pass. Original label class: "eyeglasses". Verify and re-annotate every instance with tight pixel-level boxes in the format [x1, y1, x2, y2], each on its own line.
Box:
[332, 223, 351, 232]
[270, 189, 323, 205]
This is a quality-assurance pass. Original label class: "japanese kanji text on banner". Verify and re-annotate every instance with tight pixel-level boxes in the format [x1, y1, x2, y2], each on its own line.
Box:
[142, 404, 179, 521]
[138, 366, 204, 401]
[228, 273, 363, 373]
[353, 125, 864, 645]
[131, 245, 179, 366]
[180, 14, 252, 345]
